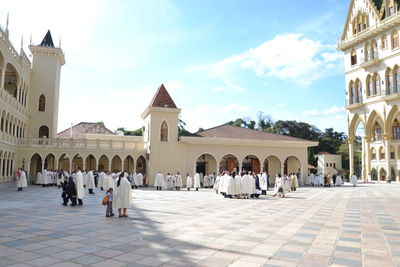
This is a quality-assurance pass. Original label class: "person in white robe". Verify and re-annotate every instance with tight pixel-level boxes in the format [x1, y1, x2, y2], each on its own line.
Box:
[220, 172, 229, 197]
[213, 175, 220, 194]
[175, 172, 182, 191]
[56, 171, 63, 188]
[87, 170, 96, 194]
[335, 175, 342, 186]
[186, 174, 193, 190]
[350, 175, 357, 187]
[130, 172, 137, 189]
[83, 171, 88, 188]
[199, 173, 204, 188]
[98, 171, 106, 190]
[36, 171, 42, 185]
[16, 168, 28, 191]
[41, 169, 48, 187]
[113, 173, 132, 217]
[154, 172, 165, 190]
[226, 174, 236, 198]
[309, 173, 315, 186]
[291, 174, 299, 191]
[166, 173, 175, 190]
[74, 167, 85, 205]
[319, 174, 324, 187]
[273, 174, 286, 197]
[234, 174, 242, 198]
[204, 175, 209, 188]
[260, 172, 268, 195]
[193, 173, 201, 191]
[104, 172, 114, 191]
[241, 173, 252, 199]
[136, 172, 144, 187]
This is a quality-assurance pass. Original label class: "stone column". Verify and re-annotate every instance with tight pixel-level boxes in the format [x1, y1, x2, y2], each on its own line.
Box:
[108, 159, 112, 172]
[0, 153, 3, 183]
[0, 68, 5, 87]
[365, 136, 371, 182]
[384, 135, 391, 181]
[348, 139, 355, 178]
[361, 136, 367, 182]
[239, 164, 242, 173]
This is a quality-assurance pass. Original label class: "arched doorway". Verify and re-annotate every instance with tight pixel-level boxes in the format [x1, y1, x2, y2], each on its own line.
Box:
[72, 154, 83, 170]
[44, 154, 55, 170]
[124, 156, 134, 173]
[4, 63, 18, 98]
[136, 155, 146, 174]
[379, 168, 386, 181]
[242, 155, 260, 173]
[348, 114, 366, 180]
[98, 155, 109, 172]
[85, 154, 96, 171]
[196, 154, 218, 175]
[38, 125, 49, 138]
[111, 155, 122, 172]
[29, 153, 42, 183]
[371, 168, 377, 181]
[284, 156, 301, 175]
[219, 154, 239, 173]
[265, 156, 281, 184]
[58, 154, 70, 172]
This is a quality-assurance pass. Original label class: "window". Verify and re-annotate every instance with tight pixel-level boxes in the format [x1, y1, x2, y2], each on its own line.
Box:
[356, 80, 362, 103]
[38, 125, 49, 138]
[333, 163, 336, 169]
[351, 49, 357, 65]
[374, 74, 381, 95]
[349, 81, 355, 104]
[393, 119, 400, 140]
[382, 35, 388, 49]
[389, 7, 394, 16]
[160, 121, 168, 141]
[392, 30, 399, 49]
[38, 94, 45, 112]
[396, 67, 400, 93]
[371, 148, 376, 160]
[358, 23, 363, 32]
[374, 122, 382, 141]
[380, 147, 385, 160]
[372, 40, 378, 59]
[367, 75, 372, 97]
[365, 43, 370, 61]
[387, 69, 394, 95]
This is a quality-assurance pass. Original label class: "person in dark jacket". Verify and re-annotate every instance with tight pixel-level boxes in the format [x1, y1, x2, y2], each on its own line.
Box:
[61, 176, 68, 206]
[66, 176, 77, 206]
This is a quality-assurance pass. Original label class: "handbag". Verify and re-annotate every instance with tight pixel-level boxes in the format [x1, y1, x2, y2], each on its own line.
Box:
[102, 195, 109, 206]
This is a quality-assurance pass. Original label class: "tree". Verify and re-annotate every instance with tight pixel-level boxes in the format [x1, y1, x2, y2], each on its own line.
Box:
[273, 120, 321, 141]
[256, 111, 274, 132]
[97, 121, 105, 127]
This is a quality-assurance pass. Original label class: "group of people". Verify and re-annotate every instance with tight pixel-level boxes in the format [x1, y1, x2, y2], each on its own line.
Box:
[153, 172, 216, 191]
[306, 173, 357, 187]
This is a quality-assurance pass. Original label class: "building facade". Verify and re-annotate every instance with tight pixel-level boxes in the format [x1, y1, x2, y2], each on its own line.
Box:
[316, 152, 343, 176]
[338, 0, 400, 182]
[0, 22, 317, 186]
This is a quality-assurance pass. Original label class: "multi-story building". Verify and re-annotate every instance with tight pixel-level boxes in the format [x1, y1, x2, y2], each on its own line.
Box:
[338, 0, 400, 182]
[0, 21, 317, 185]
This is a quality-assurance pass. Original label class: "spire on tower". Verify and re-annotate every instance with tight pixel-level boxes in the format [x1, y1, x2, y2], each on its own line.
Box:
[5, 12, 9, 37]
[40, 30, 55, 47]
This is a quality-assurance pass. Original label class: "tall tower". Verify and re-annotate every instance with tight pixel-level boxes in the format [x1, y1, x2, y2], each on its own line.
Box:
[28, 30, 65, 138]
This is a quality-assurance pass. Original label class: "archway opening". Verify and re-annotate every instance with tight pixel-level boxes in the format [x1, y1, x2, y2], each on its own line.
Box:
[219, 154, 239, 173]
[379, 168, 387, 181]
[124, 156, 134, 173]
[72, 154, 83, 170]
[136, 155, 146, 175]
[38, 125, 49, 138]
[242, 155, 260, 173]
[44, 154, 55, 170]
[284, 156, 301, 175]
[370, 168, 377, 181]
[196, 154, 217, 175]
[85, 154, 96, 171]
[98, 155, 109, 172]
[29, 153, 42, 182]
[111, 155, 122, 172]
[4, 63, 18, 98]
[58, 154, 70, 172]
[265, 156, 281, 184]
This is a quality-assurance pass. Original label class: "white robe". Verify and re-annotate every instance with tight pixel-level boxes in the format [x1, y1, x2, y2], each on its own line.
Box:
[104, 175, 114, 191]
[83, 172, 88, 186]
[130, 172, 137, 186]
[36, 172, 42, 185]
[186, 175, 193, 188]
[226, 176, 236, 195]
[292, 175, 299, 188]
[335, 175, 342, 186]
[260, 173, 268, 191]
[87, 171, 95, 189]
[193, 173, 201, 188]
[241, 175, 252, 195]
[136, 173, 144, 186]
[75, 171, 85, 199]
[98, 172, 106, 188]
[234, 175, 242, 195]
[175, 175, 182, 187]
[42, 170, 49, 185]
[213, 176, 220, 191]
[273, 177, 286, 195]
[113, 177, 133, 209]
[350, 175, 357, 186]
[154, 173, 165, 187]
[17, 171, 28, 188]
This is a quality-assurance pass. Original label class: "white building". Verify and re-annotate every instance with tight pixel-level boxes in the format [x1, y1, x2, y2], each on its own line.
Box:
[338, 0, 400, 182]
[316, 152, 343, 176]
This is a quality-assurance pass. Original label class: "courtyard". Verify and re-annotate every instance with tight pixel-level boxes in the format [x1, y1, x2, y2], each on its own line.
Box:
[0, 183, 399, 267]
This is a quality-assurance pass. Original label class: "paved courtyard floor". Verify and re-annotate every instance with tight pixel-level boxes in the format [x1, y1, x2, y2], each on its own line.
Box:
[0, 182, 399, 267]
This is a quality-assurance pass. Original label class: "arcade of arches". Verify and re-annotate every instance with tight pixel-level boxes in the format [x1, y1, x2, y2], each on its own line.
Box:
[348, 106, 400, 182]
[0, 149, 16, 183]
[195, 153, 301, 184]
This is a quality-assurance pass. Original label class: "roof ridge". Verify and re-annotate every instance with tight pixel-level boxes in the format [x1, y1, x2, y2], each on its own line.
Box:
[149, 84, 177, 108]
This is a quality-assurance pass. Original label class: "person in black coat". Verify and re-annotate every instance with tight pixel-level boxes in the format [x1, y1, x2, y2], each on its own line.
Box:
[66, 176, 77, 206]
[61, 176, 68, 206]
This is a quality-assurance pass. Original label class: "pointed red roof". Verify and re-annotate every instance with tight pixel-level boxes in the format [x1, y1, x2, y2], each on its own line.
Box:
[149, 84, 177, 108]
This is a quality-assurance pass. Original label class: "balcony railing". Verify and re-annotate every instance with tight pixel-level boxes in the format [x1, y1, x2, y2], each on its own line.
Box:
[360, 52, 380, 68]
[0, 88, 28, 116]
[0, 26, 32, 68]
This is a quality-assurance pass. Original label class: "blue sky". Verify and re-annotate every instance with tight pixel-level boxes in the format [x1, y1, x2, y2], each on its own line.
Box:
[1, 0, 349, 133]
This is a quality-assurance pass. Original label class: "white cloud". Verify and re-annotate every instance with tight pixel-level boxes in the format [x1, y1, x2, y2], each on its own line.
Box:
[303, 105, 345, 118]
[187, 33, 343, 85]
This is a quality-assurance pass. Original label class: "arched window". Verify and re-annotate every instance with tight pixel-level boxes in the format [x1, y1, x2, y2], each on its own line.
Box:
[382, 34, 388, 49]
[374, 73, 381, 95]
[396, 66, 400, 93]
[349, 81, 355, 104]
[351, 49, 357, 65]
[392, 30, 399, 49]
[372, 40, 378, 59]
[374, 122, 382, 141]
[387, 68, 394, 95]
[391, 146, 395, 160]
[38, 125, 49, 138]
[160, 121, 168, 141]
[365, 43, 370, 61]
[371, 148, 376, 160]
[389, 5, 395, 16]
[366, 75, 372, 97]
[38, 94, 46, 112]
[379, 147, 385, 160]
[393, 119, 400, 140]
[355, 79, 362, 103]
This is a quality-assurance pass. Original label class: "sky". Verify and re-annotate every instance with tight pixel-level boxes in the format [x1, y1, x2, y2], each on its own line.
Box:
[0, 0, 349, 133]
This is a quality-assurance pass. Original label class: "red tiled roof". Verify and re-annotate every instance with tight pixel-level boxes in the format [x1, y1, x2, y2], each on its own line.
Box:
[57, 122, 115, 139]
[194, 124, 312, 142]
[317, 151, 331, 155]
[149, 84, 177, 108]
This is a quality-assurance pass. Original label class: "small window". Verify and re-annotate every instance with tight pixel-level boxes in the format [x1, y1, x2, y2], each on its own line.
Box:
[372, 148, 377, 160]
[374, 122, 382, 141]
[392, 30, 399, 49]
[380, 150, 385, 160]
[382, 35, 388, 49]
[389, 7, 394, 16]
[351, 49, 357, 65]
[391, 152, 395, 160]
[326, 163, 329, 167]
[393, 120, 400, 140]
[38, 94, 46, 112]
[160, 121, 168, 141]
